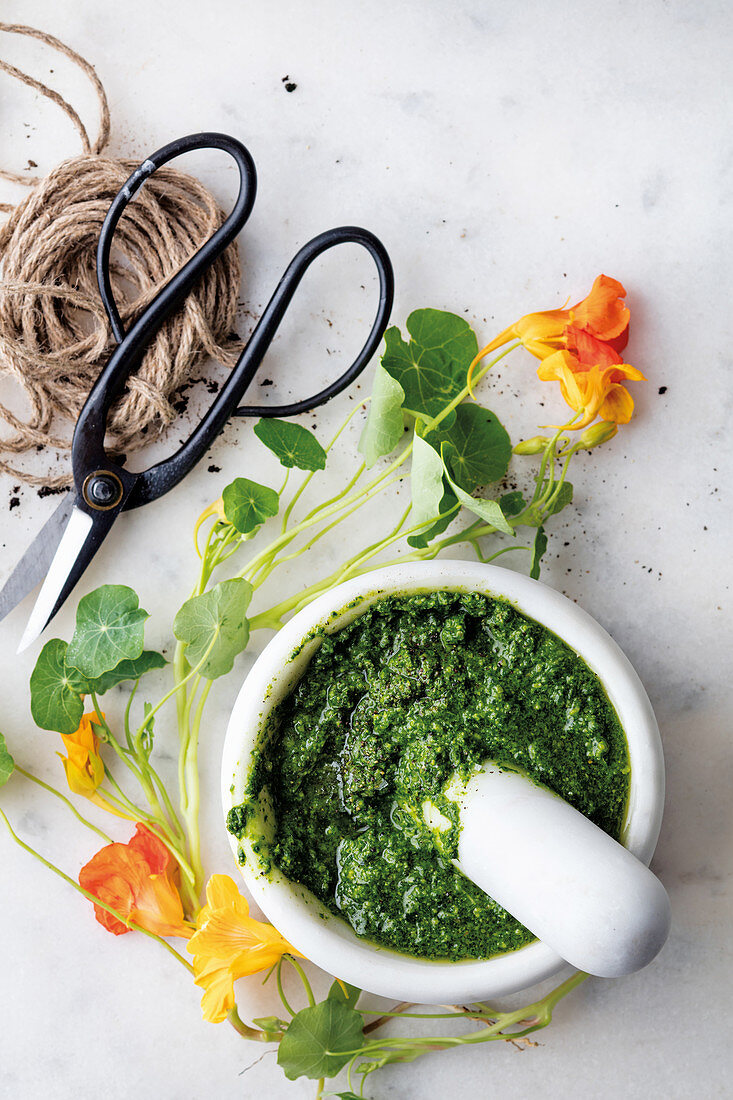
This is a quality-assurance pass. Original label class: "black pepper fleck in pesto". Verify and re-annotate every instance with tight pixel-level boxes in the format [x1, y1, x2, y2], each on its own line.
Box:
[230, 591, 630, 961]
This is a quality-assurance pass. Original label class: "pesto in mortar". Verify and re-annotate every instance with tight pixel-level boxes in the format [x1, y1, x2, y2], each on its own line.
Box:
[228, 591, 630, 961]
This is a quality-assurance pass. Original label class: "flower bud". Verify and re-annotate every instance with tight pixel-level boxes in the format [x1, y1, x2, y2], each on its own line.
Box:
[513, 436, 550, 455]
[577, 420, 618, 450]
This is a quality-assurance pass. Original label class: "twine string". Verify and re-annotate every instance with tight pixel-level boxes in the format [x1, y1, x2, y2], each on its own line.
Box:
[0, 23, 242, 487]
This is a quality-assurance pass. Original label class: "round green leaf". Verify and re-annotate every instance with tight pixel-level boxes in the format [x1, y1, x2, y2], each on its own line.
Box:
[30, 639, 87, 734]
[254, 418, 327, 471]
[381, 309, 478, 420]
[222, 477, 279, 535]
[327, 979, 361, 1009]
[89, 650, 167, 695]
[173, 578, 253, 679]
[0, 732, 15, 789]
[277, 1000, 364, 1081]
[65, 585, 148, 679]
[437, 403, 511, 491]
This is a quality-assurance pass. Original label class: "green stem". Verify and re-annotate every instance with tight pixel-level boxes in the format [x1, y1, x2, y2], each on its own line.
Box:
[238, 441, 414, 587]
[182, 678, 211, 891]
[277, 467, 290, 497]
[276, 956, 295, 1017]
[280, 400, 366, 533]
[423, 342, 521, 434]
[227, 1004, 270, 1042]
[123, 679, 139, 752]
[95, 775, 198, 886]
[286, 954, 315, 1008]
[15, 766, 114, 843]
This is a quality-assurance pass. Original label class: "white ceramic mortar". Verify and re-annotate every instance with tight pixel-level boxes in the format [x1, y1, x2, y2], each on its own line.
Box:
[221, 561, 665, 1003]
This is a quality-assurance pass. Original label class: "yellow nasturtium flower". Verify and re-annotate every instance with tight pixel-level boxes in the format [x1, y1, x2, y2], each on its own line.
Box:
[187, 874, 303, 1023]
[58, 711, 105, 797]
[58, 711, 131, 818]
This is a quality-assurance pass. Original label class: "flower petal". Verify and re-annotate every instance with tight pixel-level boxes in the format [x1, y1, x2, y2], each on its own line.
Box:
[204, 873, 245, 913]
[599, 383, 635, 424]
[79, 824, 189, 938]
[570, 274, 630, 340]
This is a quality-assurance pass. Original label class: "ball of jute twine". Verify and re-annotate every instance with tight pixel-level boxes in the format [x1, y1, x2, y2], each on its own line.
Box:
[0, 23, 242, 487]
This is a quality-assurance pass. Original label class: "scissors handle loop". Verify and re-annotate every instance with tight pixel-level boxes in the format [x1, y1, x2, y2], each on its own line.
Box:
[73, 132, 257, 505]
[127, 225, 393, 506]
[72, 132, 393, 514]
[232, 225, 393, 419]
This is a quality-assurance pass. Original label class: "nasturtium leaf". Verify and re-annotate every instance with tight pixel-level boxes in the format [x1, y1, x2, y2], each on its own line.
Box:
[499, 490, 526, 517]
[173, 578, 253, 679]
[0, 732, 15, 788]
[381, 309, 478, 420]
[443, 466, 515, 537]
[328, 979, 361, 1009]
[254, 418, 327, 472]
[333, 1093, 363, 1099]
[530, 526, 548, 580]
[66, 585, 148, 680]
[409, 433, 446, 532]
[222, 477, 279, 535]
[545, 480, 574, 517]
[437, 403, 511, 492]
[30, 639, 87, 735]
[277, 1000, 364, 1081]
[89, 650, 167, 695]
[358, 363, 405, 467]
[407, 485, 458, 548]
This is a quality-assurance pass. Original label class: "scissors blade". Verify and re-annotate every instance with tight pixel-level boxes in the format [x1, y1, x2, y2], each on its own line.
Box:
[0, 493, 75, 624]
[17, 503, 118, 654]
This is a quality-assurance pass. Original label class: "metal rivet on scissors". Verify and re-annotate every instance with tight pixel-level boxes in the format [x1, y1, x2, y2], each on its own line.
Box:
[0, 132, 394, 652]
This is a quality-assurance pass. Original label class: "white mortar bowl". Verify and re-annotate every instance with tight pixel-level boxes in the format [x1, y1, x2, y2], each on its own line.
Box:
[222, 561, 665, 1004]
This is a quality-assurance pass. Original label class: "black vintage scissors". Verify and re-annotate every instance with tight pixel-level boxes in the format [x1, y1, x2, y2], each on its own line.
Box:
[0, 133, 393, 651]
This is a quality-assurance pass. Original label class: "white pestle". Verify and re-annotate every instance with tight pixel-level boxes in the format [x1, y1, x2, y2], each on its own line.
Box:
[445, 766, 671, 977]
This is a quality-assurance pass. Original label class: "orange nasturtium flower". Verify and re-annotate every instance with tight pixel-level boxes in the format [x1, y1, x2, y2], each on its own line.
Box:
[79, 823, 191, 938]
[187, 874, 302, 1023]
[468, 275, 644, 428]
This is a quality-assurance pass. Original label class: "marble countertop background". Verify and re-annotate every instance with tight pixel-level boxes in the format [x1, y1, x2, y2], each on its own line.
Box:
[0, 1, 731, 1097]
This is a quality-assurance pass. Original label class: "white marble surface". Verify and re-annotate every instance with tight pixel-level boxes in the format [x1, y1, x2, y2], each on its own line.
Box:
[1, 1, 731, 1097]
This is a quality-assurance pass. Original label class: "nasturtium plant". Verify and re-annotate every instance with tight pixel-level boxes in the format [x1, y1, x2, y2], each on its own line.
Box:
[277, 998, 365, 1081]
[530, 526, 548, 580]
[545, 479, 573, 516]
[409, 432, 446, 533]
[0, 733, 15, 789]
[4, 277, 638, 1098]
[358, 362, 406, 467]
[173, 578, 253, 679]
[381, 308, 477, 419]
[90, 651, 167, 695]
[222, 477, 279, 535]
[435, 402, 512, 491]
[66, 585, 148, 679]
[327, 979, 362, 1009]
[254, 418, 327, 471]
[443, 467, 515, 536]
[29, 639, 87, 734]
[499, 490, 526, 517]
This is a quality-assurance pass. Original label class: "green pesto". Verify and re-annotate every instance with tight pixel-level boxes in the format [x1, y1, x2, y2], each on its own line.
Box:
[228, 590, 630, 961]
